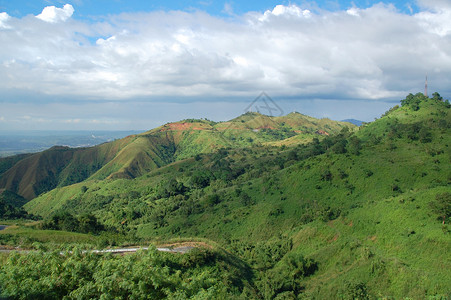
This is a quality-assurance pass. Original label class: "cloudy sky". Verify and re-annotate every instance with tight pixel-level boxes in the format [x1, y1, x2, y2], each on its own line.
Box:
[0, 0, 450, 130]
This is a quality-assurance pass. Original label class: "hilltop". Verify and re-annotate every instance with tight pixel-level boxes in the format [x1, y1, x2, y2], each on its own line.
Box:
[0, 112, 353, 201]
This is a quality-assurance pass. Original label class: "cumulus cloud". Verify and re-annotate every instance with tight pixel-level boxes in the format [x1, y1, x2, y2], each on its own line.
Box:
[259, 4, 312, 21]
[417, 0, 451, 10]
[0, 12, 10, 28]
[0, 2, 450, 109]
[346, 7, 360, 17]
[415, 1, 451, 36]
[36, 4, 74, 23]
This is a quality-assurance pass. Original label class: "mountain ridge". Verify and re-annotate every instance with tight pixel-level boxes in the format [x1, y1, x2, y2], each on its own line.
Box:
[0, 112, 354, 201]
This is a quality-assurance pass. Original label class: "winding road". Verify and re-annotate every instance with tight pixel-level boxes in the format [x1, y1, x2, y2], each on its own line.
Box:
[89, 246, 195, 254]
[0, 242, 195, 254]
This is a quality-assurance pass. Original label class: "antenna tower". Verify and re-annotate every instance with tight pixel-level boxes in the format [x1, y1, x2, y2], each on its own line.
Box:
[424, 75, 428, 97]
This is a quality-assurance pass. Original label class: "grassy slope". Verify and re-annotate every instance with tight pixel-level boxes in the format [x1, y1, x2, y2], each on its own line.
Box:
[20, 98, 450, 296]
[1, 114, 353, 202]
[0, 225, 98, 245]
[24, 96, 451, 298]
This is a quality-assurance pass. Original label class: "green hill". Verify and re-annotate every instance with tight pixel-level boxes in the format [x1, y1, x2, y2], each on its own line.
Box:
[0, 114, 353, 201]
[1, 92, 450, 299]
[19, 92, 451, 298]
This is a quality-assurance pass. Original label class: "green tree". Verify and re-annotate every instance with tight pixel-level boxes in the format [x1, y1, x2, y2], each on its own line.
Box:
[419, 126, 432, 143]
[342, 281, 370, 300]
[205, 194, 220, 207]
[191, 171, 212, 189]
[347, 136, 362, 155]
[331, 138, 348, 154]
[430, 192, 451, 224]
[432, 92, 443, 101]
[164, 178, 187, 196]
[77, 214, 103, 234]
[43, 211, 79, 232]
[400, 93, 426, 111]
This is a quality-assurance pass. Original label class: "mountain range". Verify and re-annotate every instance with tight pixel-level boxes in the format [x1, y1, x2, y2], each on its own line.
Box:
[0, 112, 353, 201]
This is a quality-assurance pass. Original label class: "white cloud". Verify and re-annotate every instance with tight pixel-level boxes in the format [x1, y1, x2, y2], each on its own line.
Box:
[0, 2, 450, 114]
[346, 7, 360, 17]
[259, 4, 311, 21]
[36, 4, 74, 23]
[64, 118, 81, 123]
[417, 0, 451, 10]
[0, 12, 10, 28]
[415, 2, 451, 36]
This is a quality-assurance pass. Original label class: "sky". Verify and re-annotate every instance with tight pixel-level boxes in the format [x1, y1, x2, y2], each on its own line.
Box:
[0, 0, 450, 130]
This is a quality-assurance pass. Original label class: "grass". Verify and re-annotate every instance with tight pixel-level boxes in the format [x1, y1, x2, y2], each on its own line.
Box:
[0, 225, 98, 247]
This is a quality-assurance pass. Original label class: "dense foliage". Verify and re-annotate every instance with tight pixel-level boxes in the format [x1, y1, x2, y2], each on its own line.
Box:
[40, 212, 105, 234]
[0, 246, 251, 299]
[0, 191, 34, 220]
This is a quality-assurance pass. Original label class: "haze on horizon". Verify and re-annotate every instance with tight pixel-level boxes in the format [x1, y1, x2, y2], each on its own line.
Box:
[0, 0, 450, 131]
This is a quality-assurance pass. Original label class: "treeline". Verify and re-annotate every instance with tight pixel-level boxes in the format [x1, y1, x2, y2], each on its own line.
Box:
[40, 212, 104, 234]
[0, 191, 36, 220]
[401, 92, 450, 110]
[0, 199, 30, 219]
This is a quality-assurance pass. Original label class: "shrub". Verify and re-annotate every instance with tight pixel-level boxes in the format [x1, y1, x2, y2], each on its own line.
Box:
[430, 192, 451, 224]
[341, 281, 370, 300]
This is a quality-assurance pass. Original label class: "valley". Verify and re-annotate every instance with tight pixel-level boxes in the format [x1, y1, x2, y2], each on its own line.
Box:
[0, 93, 450, 299]
[0, 131, 140, 158]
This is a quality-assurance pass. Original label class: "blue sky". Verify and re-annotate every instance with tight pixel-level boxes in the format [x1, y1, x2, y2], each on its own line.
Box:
[0, 1, 420, 17]
[0, 0, 450, 130]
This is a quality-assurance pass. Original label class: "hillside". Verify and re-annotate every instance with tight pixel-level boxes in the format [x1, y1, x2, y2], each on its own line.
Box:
[0, 113, 353, 201]
[20, 93, 451, 298]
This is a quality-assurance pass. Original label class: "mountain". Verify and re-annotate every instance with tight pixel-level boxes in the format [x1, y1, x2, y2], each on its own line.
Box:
[341, 118, 365, 126]
[0, 113, 354, 201]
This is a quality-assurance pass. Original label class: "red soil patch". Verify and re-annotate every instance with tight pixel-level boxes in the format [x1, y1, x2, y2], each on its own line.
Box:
[329, 234, 339, 243]
[256, 125, 276, 130]
[316, 130, 330, 136]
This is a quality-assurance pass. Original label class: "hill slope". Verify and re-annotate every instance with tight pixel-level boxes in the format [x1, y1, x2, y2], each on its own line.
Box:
[24, 92, 451, 299]
[0, 113, 353, 201]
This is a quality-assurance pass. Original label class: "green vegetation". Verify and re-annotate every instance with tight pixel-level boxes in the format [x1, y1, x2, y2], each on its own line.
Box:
[0, 245, 252, 299]
[0, 113, 352, 201]
[0, 225, 98, 247]
[1, 93, 450, 299]
[0, 191, 35, 220]
[430, 192, 451, 224]
[40, 212, 105, 234]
